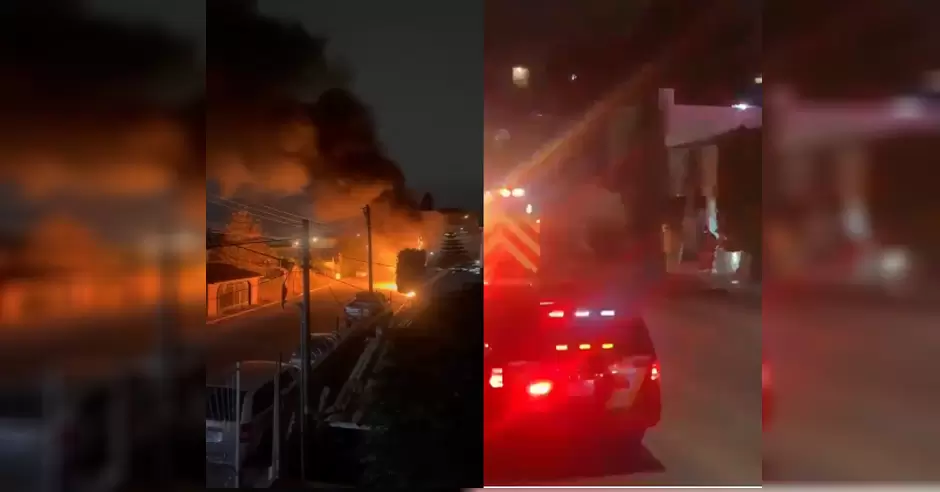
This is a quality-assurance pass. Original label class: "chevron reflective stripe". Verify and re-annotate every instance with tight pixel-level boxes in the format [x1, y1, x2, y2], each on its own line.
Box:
[484, 217, 540, 273]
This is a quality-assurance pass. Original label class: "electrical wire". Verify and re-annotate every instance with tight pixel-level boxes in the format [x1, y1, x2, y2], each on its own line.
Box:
[252, 202, 309, 220]
[207, 237, 298, 249]
[208, 198, 301, 227]
[209, 194, 325, 226]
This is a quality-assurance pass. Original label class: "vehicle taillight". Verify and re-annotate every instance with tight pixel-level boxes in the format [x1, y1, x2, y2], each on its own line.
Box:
[526, 380, 553, 397]
[555, 344, 568, 351]
[574, 310, 590, 318]
[650, 361, 661, 381]
[548, 310, 564, 318]
[600, 310, 615, 317]
[578, 343, 591, 350]
[539, 301, 554, 306]
[489, 368, 504, 388]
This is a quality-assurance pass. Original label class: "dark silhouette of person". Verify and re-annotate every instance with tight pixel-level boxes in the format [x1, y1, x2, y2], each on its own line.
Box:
[281, 278, 289, 309]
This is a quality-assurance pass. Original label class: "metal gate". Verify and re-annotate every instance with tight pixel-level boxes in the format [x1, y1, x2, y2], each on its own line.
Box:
[217, 281, 249, 314]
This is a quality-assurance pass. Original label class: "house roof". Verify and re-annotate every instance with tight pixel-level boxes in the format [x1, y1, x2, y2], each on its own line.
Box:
[207, 262, 262, 284]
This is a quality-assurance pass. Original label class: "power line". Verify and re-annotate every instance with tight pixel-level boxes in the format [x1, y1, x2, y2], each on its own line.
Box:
[208, 195, 325, 226]
[206, 230, 299, 250]
[208, 198, 301, 227]
[208, 198, 301, 226]
[252, 201, 309, 220]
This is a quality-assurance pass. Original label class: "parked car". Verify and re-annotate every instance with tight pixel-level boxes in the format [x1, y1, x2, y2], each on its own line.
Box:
[206, 361, 300, 467]
[344, 291, 392, 327]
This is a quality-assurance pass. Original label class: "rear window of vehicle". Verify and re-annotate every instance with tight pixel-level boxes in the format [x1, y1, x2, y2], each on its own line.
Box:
[206, 386, 246, 422]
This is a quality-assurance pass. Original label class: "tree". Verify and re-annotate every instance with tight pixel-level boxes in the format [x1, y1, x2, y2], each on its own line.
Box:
[437, 231, 472, 269]
[419, 192, 435, 211]
[208, 210, 277, 272]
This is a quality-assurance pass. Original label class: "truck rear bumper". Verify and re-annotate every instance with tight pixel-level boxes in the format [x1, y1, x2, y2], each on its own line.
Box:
[484, 379, 660, 438]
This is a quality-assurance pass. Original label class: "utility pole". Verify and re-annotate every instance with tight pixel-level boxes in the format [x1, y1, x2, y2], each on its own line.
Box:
[363, 205, 374, 292]
[299, 219, 312, 481]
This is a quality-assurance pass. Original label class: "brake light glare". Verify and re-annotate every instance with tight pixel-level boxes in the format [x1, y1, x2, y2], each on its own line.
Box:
[574, 310, 590, 318]
[555, 344, 568, 351]
[548, 310, 564, 318]
[578, 343, 591, 350]
[526, 380, 553, 397]
[600, 310, 615, 317]
[489, 368, 504, 388]
[650, 361, 661, 381]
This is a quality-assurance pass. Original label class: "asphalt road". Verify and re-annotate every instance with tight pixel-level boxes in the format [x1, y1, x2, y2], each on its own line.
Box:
[485, 295, 763, 486]
[761, 293, 940, 482]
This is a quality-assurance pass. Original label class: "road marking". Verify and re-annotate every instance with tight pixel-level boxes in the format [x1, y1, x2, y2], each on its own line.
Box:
[206, 285, 332, 325]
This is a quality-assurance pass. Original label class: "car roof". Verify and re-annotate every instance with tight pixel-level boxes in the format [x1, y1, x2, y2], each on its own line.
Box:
[206, 360, 293, 392]
[353, 292, 383, 301]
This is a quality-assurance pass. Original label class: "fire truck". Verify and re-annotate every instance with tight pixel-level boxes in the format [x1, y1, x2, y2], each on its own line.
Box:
[482, 179, 646, 290]
[482, 186, 539, 285]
